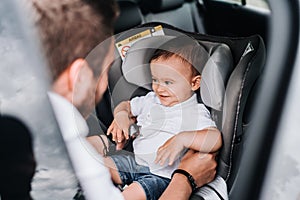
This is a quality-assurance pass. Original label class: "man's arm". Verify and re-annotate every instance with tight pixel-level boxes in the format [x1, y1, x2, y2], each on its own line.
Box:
[159, 150, 217, 200]
[160, 174, 192, 200]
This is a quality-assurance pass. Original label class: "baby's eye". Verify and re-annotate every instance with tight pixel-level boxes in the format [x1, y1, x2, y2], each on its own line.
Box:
[152, 78, 158, 83]
[164, 81, 173, 85]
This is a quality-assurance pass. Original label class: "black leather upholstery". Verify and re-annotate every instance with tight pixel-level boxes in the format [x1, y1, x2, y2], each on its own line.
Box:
[184, 24, 266, 191]
[114, 0, 197, 33]
[139, 0, 203, 32]
[96, 22, 266, 194]
[219, 37, 266, 189]
[114, 0, 144, 34]
[140, 0, 184, 13]
[114, 0, 205, 34]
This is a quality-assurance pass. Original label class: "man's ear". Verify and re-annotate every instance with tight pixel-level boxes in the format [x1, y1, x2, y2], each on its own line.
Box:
[191, 75, 201, 91]
[68, 58, 87, 91]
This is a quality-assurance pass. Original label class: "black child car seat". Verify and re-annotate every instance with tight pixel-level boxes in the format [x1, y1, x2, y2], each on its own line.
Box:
[96, 22, 266, 199]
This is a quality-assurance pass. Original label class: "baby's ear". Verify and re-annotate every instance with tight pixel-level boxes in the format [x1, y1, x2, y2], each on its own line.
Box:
[191, 75, 201, 91]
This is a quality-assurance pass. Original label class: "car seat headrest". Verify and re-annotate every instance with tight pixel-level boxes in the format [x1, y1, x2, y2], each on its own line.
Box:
[114, 0, 143, 33]
[140, 0, 184, 13]
[122, 35, 233, 111]
[200, 44, 234, 110]
[122, 35, 177, 90]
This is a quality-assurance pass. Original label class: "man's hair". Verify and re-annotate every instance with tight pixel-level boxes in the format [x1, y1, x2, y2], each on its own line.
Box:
[150, 36, 209, 77]
[31, 0, 119, 81]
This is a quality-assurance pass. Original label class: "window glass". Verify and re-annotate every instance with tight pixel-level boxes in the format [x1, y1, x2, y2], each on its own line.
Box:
[246, 0, 269, 9]
[260, 45, 300, 200]
[216, 0, 269, 10]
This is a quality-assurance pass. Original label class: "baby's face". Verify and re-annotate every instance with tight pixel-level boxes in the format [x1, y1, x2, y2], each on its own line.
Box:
[150, 56, 196, 107]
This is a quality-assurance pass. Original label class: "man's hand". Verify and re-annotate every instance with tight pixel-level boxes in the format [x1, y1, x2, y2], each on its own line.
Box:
[178, 150, 217, 187]
[159, 150, 217, 200]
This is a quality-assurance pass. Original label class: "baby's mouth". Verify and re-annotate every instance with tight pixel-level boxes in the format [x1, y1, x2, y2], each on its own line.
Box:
[158, 94, 169, 99]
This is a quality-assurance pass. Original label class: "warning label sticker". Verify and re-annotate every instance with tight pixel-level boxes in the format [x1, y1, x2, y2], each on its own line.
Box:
[116, 25, 165, 60]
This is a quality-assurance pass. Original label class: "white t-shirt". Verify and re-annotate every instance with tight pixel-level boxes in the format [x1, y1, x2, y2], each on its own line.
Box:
[131, 91, 216, 178]
[48, 92, 124, 200]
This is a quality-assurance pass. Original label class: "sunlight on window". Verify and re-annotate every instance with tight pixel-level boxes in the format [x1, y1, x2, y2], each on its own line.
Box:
[224, 0, 269, 10]
[247, 0, 269, 9]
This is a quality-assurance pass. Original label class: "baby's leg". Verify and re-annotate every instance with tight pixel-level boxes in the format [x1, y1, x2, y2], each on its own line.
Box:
[105, 154, 167, 200]
[105, 154, 141, 186]
[122, 182, 146, 200]
[86, 134, 109, 156]
[104, 156, 123, 185]
[125, 174, 170, 200]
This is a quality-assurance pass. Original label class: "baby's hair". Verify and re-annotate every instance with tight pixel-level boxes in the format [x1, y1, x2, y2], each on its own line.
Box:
[150, 45, 200, 77]
[150, 36, 209, 77]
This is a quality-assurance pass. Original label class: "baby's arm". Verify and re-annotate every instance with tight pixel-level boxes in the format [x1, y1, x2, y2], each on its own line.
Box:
[180, 127, 222, 153]
[155, 127, 222, 166]
[107, 101, 133, 149]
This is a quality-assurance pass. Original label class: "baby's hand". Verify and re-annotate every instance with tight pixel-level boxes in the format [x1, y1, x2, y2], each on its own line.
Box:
[155, 135, 185, 166]
[107, 118, 129, 150]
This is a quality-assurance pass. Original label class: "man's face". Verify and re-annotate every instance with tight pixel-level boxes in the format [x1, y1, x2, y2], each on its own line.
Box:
[73, 39, 115, 119]
[150, 56, 195, 107]
[70, 59, 95, 119]
[95, 39, 115, 104]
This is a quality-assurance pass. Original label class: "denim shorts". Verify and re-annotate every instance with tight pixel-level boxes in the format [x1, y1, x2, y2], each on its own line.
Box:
[110, 154, 170, 200]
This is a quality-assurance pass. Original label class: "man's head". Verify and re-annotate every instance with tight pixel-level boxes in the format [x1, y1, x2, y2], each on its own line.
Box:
[31, 0, 119, 117]
[149, 38, 209, 107]
[32, 0, 118, 80]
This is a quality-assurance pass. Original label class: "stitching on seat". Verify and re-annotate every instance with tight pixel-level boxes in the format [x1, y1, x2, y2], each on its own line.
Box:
[225, 47, 253, 181]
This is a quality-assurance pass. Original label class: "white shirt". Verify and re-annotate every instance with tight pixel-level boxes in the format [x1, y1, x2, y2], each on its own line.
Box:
[131, 92, 216, 178]
[48, 92, 123, 200]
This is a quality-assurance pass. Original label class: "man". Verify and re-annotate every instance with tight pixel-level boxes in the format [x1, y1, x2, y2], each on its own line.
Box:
[31, 0, 217, 199]
[31, 1, 122, 199]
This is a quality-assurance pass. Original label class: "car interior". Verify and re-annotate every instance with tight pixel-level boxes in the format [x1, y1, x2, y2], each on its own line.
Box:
[1, 0, 300, 199]
[113, 0, 269, 42]
[95, 19, 266, 198]
[98, 0, 300, 199]
[95, 0, 269, 196]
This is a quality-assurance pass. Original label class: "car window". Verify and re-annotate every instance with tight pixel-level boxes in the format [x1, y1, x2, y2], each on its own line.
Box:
[260, 46, 300, 200]
[212, 0, 270, 10]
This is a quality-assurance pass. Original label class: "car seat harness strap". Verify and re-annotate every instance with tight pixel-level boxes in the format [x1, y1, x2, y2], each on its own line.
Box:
[97, 134, 109, 157]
